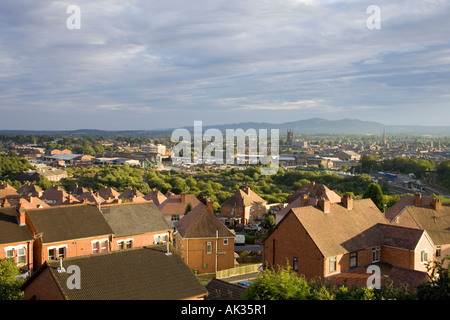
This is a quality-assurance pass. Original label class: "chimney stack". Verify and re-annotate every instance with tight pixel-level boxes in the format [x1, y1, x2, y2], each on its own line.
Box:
[414, 193, 422, 206]
[342, 194, 353, 210]
[431, 197, 442, 211]
[180, 193, 186, 204]
[301, 193, 309, 206]
[17, 207, 26, 226]
[318, 198, 331, 213]
[206, 199, 214, 213]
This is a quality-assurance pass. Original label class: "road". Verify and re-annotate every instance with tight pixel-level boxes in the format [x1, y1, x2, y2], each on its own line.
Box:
[235, 244, 263, 252]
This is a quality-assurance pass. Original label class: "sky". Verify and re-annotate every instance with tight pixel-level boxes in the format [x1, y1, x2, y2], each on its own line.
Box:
[0, 0, 449, 131]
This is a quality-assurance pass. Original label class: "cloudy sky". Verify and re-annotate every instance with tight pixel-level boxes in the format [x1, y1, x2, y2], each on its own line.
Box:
[0, 0, 449, 130]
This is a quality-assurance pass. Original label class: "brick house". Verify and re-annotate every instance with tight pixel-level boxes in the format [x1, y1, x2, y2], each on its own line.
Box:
[388, 194, 450, 267]
[21, 244, 208, 300]
[0, 182, 21, 203]
[99, 201, 173, 250]
[0, 206, 34, 273]
[174, 203, 235, 274]
[220, 187, 267, 225]
[25, 204, 114, 271]
[158, 192, 202, 226]
[40, 185, 80, 206]
[263, 196, 434, 286]
[97, 186, 120, 203]
[276, 181, 342, 224]
[144, 189, 167, 206]
[118, 187, 146, 203]
[17, 183, 43, 198]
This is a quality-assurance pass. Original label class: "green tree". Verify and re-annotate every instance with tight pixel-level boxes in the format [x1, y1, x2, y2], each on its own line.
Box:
[264, 213, 276, 232]
[363, 183, 384, 211]
[184, 202, 193, 215]
[241, 265, 314, 300]
[360, 155, 380, 173]
[0, 259, 25, 300]
[416, 255, 450, 300]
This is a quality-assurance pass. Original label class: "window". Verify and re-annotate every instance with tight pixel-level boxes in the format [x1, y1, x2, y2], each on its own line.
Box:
[293, 257, 298, 271]
[5, 249, 14, 261]
[117, 239, 133, 250]
[92, 242, 99, 254]
[350, 252, 357, 268]
[47, 245, 66, 260]
[171, 215, 179, 221]
[58, 247, 66, 259]
[100, 240, 108, 252]
[206, 242, 212, 254]
[48, 248, 56, 260]
[223, 238, 228, 246]
[372, 246, 380, 263]
[421, 249, 428, 263]
[329, 256, 337, 273]
[17, 248, 26, 265]
[258, 203, 262, 210]
[436, 246, 441, 258]
[230, 208, 235, 215]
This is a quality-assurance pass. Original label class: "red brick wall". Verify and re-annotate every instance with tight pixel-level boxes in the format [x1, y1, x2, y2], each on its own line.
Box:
[220, 205, 243, 220]
[0, 241, 33, 270]
[112, 230, 171, 250]
[175, 235, 235, 274]
[264, 212, 325, 281]
[23, 267, 65, 300]
[35, 235, 112, 270]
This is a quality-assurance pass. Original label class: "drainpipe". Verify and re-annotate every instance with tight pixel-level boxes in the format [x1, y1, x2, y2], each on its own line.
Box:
[215, 230, 218, 274]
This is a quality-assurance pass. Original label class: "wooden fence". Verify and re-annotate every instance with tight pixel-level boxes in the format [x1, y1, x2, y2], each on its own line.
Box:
[216, 263, 262, 279]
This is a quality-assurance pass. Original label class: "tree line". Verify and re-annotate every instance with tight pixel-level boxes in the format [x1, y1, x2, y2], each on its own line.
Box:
[360, 155, 435, 179]
[241, 256, 450, 300]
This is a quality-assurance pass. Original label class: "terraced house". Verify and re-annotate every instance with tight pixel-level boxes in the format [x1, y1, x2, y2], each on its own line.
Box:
[99, 201, 172, 250]
[21, 244, 208, 300]
[26, 204, 115, 271]
[0, 206, 34, 273]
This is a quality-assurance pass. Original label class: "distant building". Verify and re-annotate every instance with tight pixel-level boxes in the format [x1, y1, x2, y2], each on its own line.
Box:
[142, 144, 166, 155]
[36, 167, 68, 182]
[286, 130, 294, 146]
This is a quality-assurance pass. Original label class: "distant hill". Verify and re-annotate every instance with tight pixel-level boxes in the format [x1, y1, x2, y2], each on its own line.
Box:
[1, 118, 449, 137]
[192, 118, 450, 136]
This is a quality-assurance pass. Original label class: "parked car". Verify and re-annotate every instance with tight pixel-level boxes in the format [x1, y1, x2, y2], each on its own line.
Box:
[235, 234, 245, 245]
